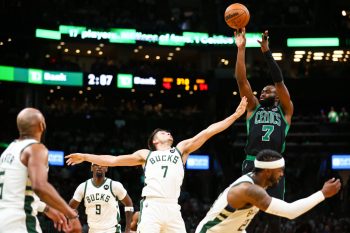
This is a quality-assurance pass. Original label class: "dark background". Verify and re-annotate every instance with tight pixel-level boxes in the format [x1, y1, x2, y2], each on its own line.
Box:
[0, 0, 350, 232]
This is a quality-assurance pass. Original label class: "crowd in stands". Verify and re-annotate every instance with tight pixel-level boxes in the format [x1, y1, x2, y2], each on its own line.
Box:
[3, 0, 346, 34]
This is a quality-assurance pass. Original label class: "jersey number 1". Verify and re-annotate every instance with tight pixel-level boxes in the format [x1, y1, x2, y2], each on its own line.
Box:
[262, 125, 274, 141]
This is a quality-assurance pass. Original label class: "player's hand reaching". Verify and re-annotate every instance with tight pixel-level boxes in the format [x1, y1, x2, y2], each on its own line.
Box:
[234, 96, 248, 118]
[257, 30, 270, 53]
[65, 153, 86, 166]
[66, 218, 82, 233]
[44, 206, 69, 232]
[234, 27, 246, 49]
[321, 178, 341, 198]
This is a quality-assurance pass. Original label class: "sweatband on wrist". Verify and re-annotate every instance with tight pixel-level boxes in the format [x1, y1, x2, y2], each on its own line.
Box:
[265, 191, 325, 219]
[37, 201, 47, 212]
[263, 50, 284, 83]
[67, 214, 79, 220]
[43, 206, 50, 213]
[124, 206, 134, 212]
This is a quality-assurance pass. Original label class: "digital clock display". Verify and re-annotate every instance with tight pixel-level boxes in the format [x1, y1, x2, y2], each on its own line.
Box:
[87, 73, 114, 86]
[83, 72, 209, 92]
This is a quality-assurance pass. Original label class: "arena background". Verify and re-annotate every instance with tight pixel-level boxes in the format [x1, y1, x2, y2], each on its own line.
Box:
[0, 0, 349, 232]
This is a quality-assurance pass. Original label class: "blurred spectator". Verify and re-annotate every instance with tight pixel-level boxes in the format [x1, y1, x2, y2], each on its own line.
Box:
[320, 109, 328, 123]
[339, 107, 349, 123]
[328, 106, 339, 123]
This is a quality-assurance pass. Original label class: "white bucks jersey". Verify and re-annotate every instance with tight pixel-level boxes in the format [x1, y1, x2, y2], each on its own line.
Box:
[0, 139, 43, 232]
[74, 178, 126, 231]
[195, 174, 259, 233]
[142, 147, 184, 199]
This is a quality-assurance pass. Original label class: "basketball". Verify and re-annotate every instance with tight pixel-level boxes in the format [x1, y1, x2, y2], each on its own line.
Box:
[224, 3, 250, 29]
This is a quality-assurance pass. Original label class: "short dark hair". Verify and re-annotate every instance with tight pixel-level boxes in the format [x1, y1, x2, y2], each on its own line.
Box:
[253, 149, 283, 173]
[147, 128, 168, 151]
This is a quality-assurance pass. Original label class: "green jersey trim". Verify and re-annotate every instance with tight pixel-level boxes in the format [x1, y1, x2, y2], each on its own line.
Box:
[245, 155, 256, 161]
[24, 195, 38, 233]
[138, 199, 144, 226]
[143, 150, 153, 171]
[109, 179, 116, 198]
[199, 205, 236, 233]
[83, 181, 88, 199]
[175, 147, 183, 158]
[91, 178, 108, 188]
[278, 105, 290, 127]
[246, 104, 261, 145]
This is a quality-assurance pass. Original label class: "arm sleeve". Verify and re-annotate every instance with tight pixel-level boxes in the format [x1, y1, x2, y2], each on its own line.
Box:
[72, 183, 85, 202]
[263, 50, 283, 83]
[265, 191, 325, 220]
[112, 181, 127, 200]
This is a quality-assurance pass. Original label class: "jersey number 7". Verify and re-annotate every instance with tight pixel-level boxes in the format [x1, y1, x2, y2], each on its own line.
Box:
[161, 166, 168, 178]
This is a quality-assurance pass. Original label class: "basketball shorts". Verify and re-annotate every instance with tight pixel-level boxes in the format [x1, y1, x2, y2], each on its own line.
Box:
[89, 225, 121, 233]
[137, 197, 186, 233]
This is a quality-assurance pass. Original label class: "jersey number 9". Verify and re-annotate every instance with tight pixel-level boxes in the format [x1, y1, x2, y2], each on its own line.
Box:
[96, 204, 101, 215]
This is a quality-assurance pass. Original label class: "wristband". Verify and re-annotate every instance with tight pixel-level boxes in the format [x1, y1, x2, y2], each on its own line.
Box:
[67, 214, 79, 220]
[37, 201, 47, 212]
[43, 206, 50, 213]
[124, 206, 134, 212]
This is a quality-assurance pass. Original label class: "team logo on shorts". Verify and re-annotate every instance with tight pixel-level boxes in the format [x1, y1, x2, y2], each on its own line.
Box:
[170, 148, 175, 153]
[104, 185, 109, 190]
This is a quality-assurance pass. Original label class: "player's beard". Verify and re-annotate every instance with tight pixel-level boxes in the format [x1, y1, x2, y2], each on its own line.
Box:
[96, 172, 103, 178]
[267, 174, 279, 188]
[260, 96, 275, 108]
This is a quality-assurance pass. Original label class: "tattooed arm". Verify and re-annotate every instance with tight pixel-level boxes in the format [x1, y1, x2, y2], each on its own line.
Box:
[227, 179, 340, 220]
[227, 182, 271, 210]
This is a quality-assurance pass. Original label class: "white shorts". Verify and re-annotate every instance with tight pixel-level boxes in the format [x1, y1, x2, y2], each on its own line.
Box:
[89, 226, 121, 233]
[0, 208, 42, 233]
[137, 198, 186, 233]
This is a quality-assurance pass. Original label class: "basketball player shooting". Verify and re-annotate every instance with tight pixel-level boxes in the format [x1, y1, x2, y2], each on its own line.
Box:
[234, 28, 294, 233]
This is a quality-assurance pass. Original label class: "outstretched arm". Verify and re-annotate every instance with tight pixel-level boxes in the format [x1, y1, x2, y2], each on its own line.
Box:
[65, 149, 149, 166]
[177, 97, 247, 164]
[234, 28, 259, 112]
[258, 30, 294, 123]
[229, 178, 341, 220]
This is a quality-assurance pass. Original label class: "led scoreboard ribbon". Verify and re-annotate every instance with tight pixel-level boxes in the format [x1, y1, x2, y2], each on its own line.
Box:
[0, 66, 208, 92]
[162, 77, 208, 92]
